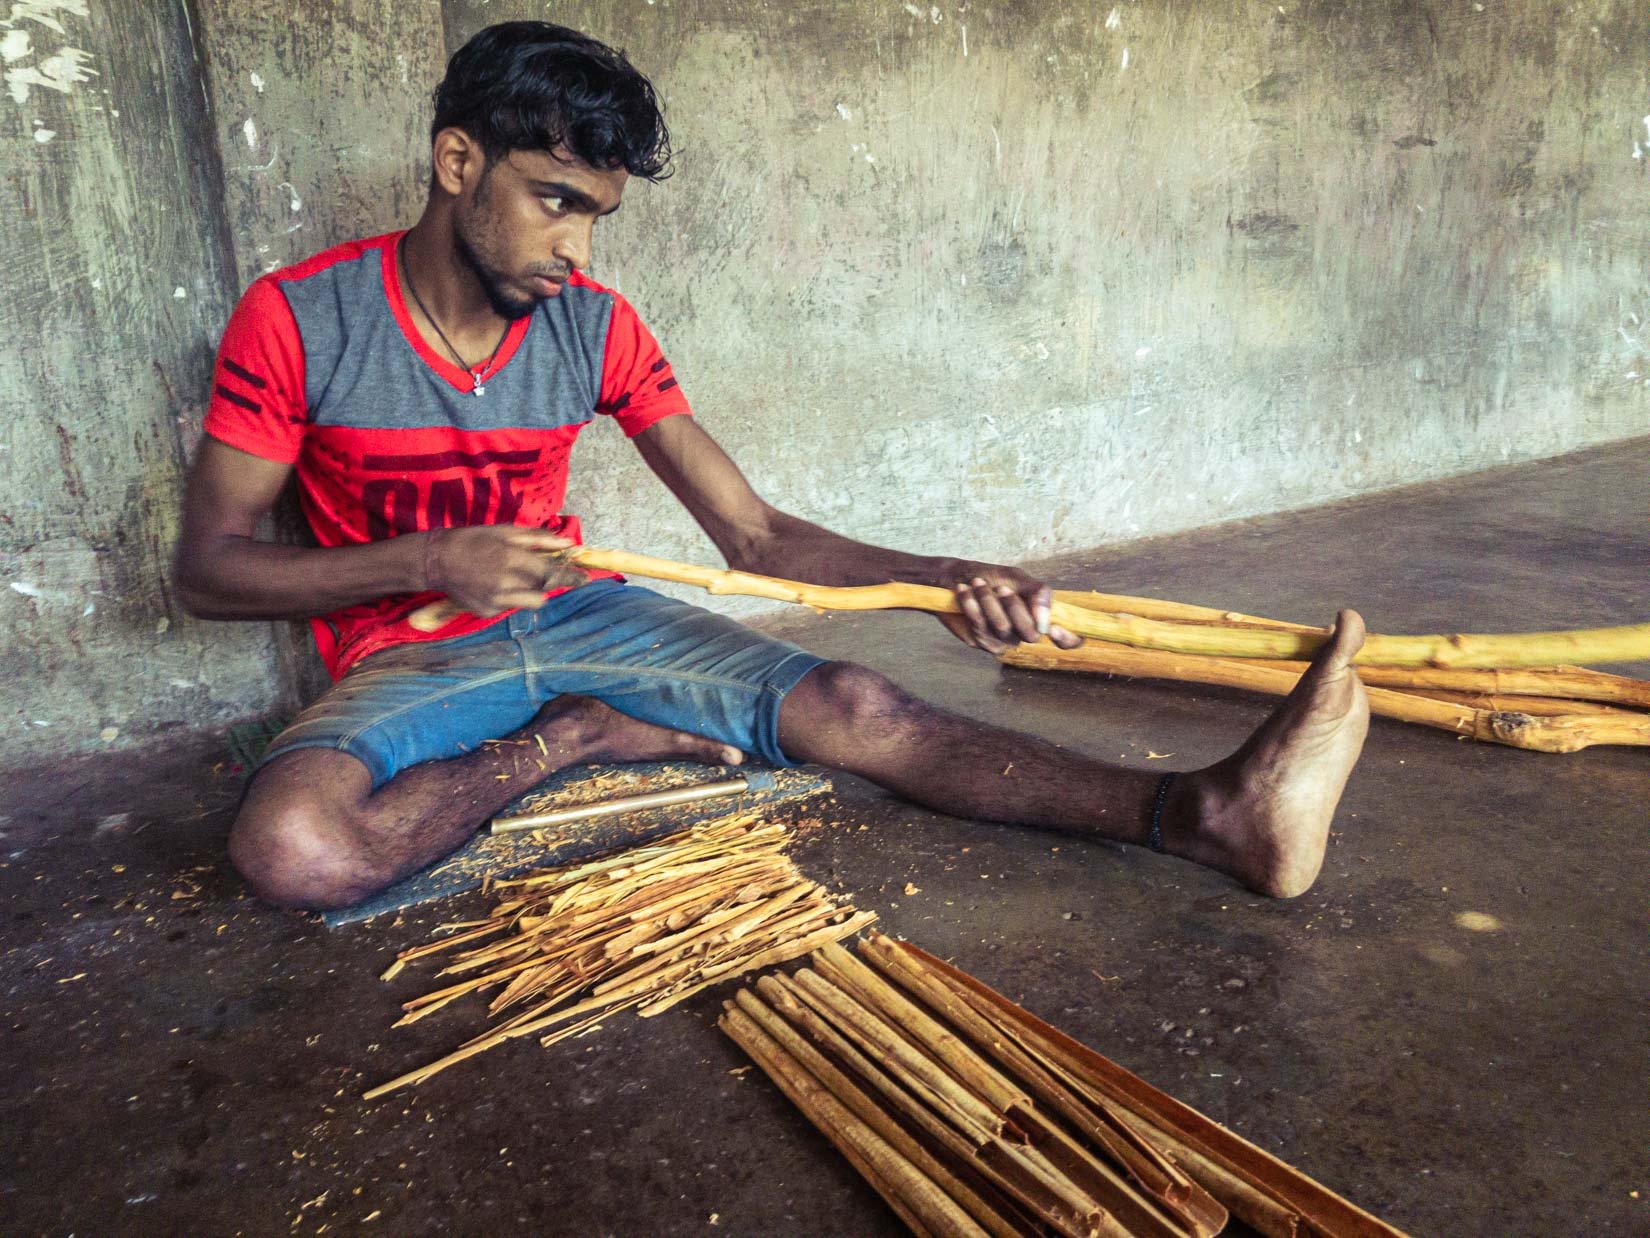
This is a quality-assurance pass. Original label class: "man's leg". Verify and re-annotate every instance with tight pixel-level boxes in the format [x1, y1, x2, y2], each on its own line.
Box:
[778, 611, 1371, 898]
[230, 696, 741, 911]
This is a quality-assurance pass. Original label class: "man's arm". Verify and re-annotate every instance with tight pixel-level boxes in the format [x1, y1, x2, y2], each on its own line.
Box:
[172, 439, 576, 621]
[632, 416, 1080, 652]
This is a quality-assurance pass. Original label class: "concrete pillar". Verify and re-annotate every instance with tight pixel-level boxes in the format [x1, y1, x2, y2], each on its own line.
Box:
[0, 0, 281, 766]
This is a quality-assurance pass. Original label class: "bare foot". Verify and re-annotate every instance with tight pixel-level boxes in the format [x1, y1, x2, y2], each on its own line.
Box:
[1168, 610, 1371, 898]
[531, 695, 745, 768]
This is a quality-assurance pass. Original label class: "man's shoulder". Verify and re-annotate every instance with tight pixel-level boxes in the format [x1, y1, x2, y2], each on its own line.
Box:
[263, 231, 401, 291]
[563, 268, 621, 306]
[563, 271, 656, 332]
[561, 270, 623, 315]
[219, 232, 403, 387]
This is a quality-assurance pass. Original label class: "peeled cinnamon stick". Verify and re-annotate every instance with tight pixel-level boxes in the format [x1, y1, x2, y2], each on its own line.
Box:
[733, 988, 1022, 1238]
[790, 956, 1186, 1237]
[405, 544, 1650, 669]
[720, 1002, 984, 1237]
[854, 934, 1227, 1238]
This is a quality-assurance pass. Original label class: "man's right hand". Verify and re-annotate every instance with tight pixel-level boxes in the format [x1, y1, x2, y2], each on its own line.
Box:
[423, 526, 588, 616]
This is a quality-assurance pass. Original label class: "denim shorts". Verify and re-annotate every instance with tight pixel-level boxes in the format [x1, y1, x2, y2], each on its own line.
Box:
[260, 581, 827, 789]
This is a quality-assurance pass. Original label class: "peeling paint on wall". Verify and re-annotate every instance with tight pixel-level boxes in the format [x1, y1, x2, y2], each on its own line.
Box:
[3, 0, 89, 32]
[3, 41, 92, 102]
[2, 0, 93, 103]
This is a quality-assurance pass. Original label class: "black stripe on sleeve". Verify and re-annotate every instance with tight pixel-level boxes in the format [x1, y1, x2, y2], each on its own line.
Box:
[656, 377, 678, 394]
[215, 384, 261, 412]
[649, 358, 669, 373]
[221, 357, 268, 389]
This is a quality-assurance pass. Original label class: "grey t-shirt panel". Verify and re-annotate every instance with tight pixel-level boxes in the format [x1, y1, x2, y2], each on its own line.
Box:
[277, 244, 615, 433]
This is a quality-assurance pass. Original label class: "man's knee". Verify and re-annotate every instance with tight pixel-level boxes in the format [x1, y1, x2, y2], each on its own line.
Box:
[228, 797, 379, 911]
[786, 661, 924, 757]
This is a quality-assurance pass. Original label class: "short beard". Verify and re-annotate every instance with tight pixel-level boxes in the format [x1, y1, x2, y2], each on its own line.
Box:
[453, 224, 539, 321]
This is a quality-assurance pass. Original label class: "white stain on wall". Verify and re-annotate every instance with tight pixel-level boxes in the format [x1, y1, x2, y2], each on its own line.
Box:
[2, 0, 92, 104]
[242, 116, 256, 149]
[2, 0, 88, 34]
[4, 43, 93, 103]
[249, 70, 264, 93]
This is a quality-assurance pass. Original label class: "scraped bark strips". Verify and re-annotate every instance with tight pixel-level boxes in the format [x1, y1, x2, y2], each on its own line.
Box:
[405, 545, 1650, 670]
[721, 932, 1408, 1238]
[364, 814, 873, 1099]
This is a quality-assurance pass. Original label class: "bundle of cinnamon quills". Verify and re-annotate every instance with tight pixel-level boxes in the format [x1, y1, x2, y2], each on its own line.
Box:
[365, 814, 873, 1099]
[722, 932, 1405, 1238]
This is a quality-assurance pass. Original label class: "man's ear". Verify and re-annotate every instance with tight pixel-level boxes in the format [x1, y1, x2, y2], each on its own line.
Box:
[431, 127, 484, 197]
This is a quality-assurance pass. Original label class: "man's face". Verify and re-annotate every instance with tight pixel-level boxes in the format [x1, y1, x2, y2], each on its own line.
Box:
[451, 144, 629, 319]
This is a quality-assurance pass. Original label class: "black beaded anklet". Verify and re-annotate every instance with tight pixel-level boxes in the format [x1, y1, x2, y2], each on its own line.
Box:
[1148, 772, 1177, 853]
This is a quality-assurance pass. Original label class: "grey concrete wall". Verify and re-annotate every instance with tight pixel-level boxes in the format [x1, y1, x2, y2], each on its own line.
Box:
[494, 0, 1649, 615]
[0, 0, 283, 765]
[3, 0, 1646, 768]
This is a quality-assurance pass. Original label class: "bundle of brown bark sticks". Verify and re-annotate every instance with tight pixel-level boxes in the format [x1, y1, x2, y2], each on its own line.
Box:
[722, 932, 1404, 1238]
[408, 547, 1650, 753]
[364, 814, 873, 1100]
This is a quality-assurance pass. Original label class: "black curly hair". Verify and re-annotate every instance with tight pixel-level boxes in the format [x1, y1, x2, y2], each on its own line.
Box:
[431, 21, 672, 180]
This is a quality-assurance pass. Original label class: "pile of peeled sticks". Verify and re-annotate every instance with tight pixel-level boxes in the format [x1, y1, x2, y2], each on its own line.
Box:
[367, 815, 1408, 1234]
[410, 547, 1650, 754]
[365, 814, 874, 1099]
[722, 933, 1404, 1238]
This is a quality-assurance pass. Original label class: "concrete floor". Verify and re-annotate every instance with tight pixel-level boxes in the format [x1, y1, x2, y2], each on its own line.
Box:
[3, 438, 1646, 1235]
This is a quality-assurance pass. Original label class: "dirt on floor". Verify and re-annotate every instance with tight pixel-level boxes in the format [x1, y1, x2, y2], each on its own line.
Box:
[3, 439, 1647, 1234]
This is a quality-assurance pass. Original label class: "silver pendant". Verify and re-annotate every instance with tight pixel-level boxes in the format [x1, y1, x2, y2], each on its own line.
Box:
[471, 370, 486, 397]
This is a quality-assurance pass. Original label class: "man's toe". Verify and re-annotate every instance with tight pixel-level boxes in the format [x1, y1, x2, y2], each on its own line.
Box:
[1325, 608, 1367, 665]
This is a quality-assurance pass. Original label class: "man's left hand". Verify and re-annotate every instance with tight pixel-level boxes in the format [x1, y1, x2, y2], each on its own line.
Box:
[936, 562, 1084, 654]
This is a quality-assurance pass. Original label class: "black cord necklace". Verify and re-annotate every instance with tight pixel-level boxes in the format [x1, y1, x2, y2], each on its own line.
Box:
[400, 240, 510, 397]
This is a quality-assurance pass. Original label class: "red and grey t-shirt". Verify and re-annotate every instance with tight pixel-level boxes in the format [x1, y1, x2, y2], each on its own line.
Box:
[203, 231, 690, 677]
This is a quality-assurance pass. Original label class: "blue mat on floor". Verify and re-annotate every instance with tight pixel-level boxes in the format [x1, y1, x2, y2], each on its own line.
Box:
[321, 761, 830, 927]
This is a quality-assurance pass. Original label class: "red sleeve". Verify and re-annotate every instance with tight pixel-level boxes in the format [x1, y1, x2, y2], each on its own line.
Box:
[596, 291, 692, 438]
[202, 276, 308, 464]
